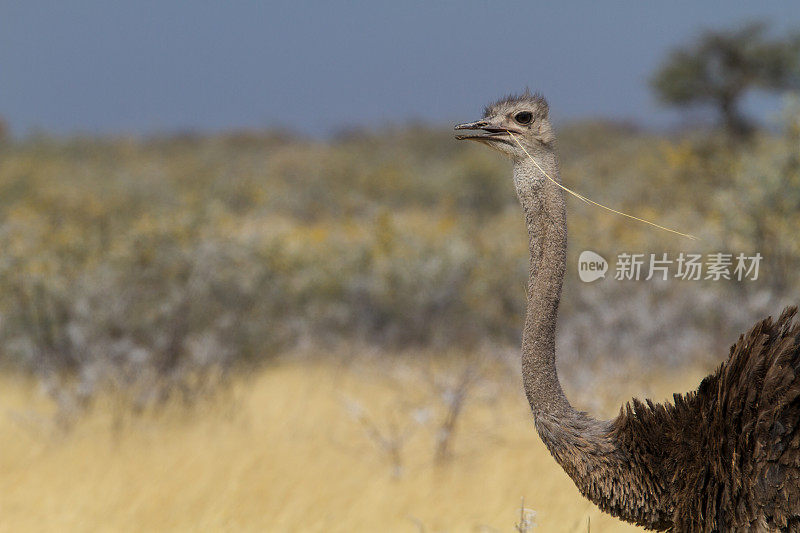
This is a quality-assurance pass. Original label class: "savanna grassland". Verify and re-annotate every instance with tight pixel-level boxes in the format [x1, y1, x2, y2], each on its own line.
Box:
[0, 102, 799, 531]
[1, 357, 712, 532]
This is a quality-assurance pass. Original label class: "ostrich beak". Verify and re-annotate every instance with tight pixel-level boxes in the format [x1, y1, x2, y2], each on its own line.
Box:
[454, 119, 515, 144]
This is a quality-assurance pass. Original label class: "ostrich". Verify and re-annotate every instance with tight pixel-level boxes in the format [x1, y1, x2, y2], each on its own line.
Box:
[455, 91, 800, 531]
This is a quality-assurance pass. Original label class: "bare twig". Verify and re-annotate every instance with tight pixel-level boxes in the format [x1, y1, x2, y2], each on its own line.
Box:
[514, 497, 537, 532]
[431, 364, 478, 463]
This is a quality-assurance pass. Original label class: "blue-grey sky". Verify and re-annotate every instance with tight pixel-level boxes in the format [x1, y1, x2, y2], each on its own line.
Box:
[1, 1, 799, 137]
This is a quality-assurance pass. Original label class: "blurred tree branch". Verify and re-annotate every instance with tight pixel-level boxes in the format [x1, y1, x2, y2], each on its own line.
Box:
[651, 21, 800, 140]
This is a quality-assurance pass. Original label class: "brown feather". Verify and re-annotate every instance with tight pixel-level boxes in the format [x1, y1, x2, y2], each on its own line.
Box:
[606, 307, 800, 530]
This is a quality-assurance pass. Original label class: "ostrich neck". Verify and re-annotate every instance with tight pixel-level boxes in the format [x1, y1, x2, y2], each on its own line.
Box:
[513, 151, 575, 419]
[512, 151, 634, 514]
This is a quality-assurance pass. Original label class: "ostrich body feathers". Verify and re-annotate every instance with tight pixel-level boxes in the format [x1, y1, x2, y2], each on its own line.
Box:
[594, 307, 800, 530]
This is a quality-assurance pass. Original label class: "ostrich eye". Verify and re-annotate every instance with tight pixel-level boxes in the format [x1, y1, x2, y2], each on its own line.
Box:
[514, 111, 533, 125]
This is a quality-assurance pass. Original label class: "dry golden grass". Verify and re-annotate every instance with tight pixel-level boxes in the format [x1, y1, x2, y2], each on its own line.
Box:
[0, 357, 709, 532]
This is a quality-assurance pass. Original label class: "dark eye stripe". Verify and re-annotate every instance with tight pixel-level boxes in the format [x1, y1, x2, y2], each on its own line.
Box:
[515, 112, 533, 125]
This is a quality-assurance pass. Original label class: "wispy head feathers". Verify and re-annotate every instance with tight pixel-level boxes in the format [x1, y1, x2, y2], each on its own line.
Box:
[483, 88, 549, 119]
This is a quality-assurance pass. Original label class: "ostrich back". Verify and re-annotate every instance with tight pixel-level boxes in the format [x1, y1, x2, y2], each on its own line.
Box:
[611, 306, 800, 531]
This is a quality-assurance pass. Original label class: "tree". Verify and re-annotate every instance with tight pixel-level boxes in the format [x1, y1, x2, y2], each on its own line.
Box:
[651, 22, 800, 139]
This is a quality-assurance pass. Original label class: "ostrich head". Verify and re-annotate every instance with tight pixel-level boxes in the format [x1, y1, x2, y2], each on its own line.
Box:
[455, 90, 554, 159]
